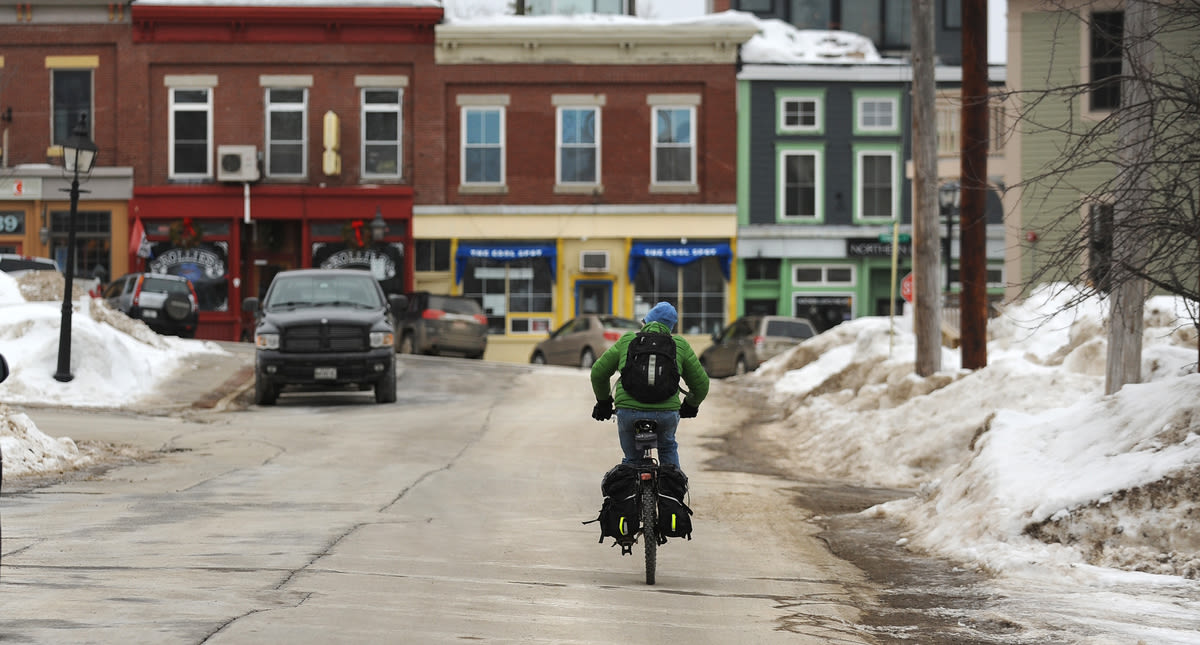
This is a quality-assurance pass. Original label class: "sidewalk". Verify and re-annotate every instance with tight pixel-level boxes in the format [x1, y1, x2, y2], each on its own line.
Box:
[136, 340, 256, 414]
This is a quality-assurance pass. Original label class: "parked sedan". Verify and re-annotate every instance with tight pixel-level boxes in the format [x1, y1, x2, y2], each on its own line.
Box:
[700, 315, 817, 378]
[530, 315, 642, 368]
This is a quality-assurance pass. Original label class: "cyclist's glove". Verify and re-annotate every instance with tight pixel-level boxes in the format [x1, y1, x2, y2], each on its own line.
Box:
[679, 401, 699, 419]
[592, 400, 614, 421]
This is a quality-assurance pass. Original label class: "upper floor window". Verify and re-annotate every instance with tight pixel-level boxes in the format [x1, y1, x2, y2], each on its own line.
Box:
[168, 84, 212, 179]
[854, 144, 899, 222]
[266, 87, 307, 178]
[854, 90, 901, 135]
[362, 88, 403, 179]
[777, 89, 825, 134]
[882, 0, 912, 49]
[555, 98, 602, 189]
[524, 0, 631, 15]
[1089, 11, 1123, 112]
[652, 106, 695, 185]
[777, 143, 824, 222]
[52, 69, 93, 147]
[462, 105, 506, 185]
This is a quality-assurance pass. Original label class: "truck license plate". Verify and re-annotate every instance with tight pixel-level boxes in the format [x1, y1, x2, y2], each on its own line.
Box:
[314, 367, 337, 380]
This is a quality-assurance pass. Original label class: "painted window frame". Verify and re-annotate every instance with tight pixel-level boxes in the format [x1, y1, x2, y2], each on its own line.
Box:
[852, 143, 900, 223]
[792, 263, 856, 286]
[166, 76, 216, 180]
[650, 104, 697, 188]
[263, 79, 310, 179]
[360, 87, 404, 181]
[458, 95, 509, 192]
[776, 142, 825, 223]
[553, 94, 604, 192]
[776, 88, 825, 135]
[853, 89, 901, 135]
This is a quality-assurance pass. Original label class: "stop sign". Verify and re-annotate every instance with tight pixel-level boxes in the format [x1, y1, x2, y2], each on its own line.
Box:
[900, 272, 914, 303]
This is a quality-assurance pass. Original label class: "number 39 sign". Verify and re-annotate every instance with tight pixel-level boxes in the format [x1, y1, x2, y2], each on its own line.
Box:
[0, 213, 25, 235]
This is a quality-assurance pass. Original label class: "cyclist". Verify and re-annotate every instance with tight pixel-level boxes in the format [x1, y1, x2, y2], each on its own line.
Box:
[589, 301, 709, 469]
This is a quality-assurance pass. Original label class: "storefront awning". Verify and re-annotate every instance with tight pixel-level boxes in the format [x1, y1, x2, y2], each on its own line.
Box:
[628, 242, 732, 281]
[455, 243, 557, 284]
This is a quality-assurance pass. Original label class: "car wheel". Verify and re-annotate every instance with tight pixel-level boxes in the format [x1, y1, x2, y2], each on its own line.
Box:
[163, 293, 193, 322]
[375, 361, 397, 404]
[399, 333, 415, 354]
[530, 351, 546, 365]
[580, 347, 596, 369]
[734, 356, 748, 376]
[254, 375, 277, 406]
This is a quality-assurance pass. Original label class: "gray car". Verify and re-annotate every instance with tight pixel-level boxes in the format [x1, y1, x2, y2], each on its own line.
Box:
[102, 272, 200, 338]
[397, 292, 489, 359]
[530, 314, 642, 368]
[700, 315, 817, 378]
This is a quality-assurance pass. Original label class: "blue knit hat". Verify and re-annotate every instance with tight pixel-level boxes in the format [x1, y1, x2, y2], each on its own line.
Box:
[643, 301, 678, 330]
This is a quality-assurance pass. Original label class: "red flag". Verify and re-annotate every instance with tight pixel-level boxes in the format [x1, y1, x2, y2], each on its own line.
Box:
[129, 218, 151, 259]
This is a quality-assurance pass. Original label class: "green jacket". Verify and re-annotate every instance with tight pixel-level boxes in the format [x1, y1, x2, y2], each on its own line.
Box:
[589, 321, 710, 410]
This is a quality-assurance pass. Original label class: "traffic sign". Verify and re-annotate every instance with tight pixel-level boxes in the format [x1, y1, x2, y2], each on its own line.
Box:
[900, 272, 914, 303]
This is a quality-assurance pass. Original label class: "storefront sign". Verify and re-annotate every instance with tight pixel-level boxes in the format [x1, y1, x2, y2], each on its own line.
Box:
[455, 243, 557, 284]
[320, 248, 397, 280]
[846, 237, 911, 258]
[0, 212, 26, 234]
[0, 177, 42, 200]
[627, 242, 732, 280]
[149, 246, 227, 279]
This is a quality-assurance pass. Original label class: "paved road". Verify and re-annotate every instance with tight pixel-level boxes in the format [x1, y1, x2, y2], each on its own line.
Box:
[1, 355, 883, 644]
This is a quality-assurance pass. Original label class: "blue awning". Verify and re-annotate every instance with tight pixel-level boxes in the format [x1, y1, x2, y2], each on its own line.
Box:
[628, 242, 732, 281]
[455, 243, 557, 284]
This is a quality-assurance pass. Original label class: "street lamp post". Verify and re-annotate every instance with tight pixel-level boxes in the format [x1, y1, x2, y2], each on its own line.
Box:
[370, 207, 387, 243]
[53, 114, 99, 383]
[938, 181, 961, 294]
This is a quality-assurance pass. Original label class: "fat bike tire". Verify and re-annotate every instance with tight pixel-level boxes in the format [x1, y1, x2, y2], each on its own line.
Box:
[640, 486, 657, 585]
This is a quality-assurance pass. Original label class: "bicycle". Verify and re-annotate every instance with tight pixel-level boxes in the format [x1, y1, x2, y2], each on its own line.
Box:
[630, 418, 663, 585]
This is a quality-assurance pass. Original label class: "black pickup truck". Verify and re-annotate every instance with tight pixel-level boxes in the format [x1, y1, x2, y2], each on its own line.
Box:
[242, 269, 406, 405]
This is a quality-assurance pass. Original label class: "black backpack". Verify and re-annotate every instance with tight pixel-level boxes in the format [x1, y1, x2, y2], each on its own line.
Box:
[620, 332, 680, 403]
[656, 464, 693, 540]
[584, 464, 641, 550]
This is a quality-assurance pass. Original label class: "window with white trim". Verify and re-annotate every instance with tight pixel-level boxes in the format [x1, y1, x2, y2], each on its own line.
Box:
[169, 87, 212, 179]
[854, 146, 898, 221]
[777, 89, 824, 134]
[793, 264, 855, 286]
[778, 144, 824, 221]
[652, 106, 695, 185]
[266, 88, 307, 177]
[362, 88, 402, 179]
[854, 90, 900, 134]
[557, 106, 599, 185]
[462, 106, 505, 185]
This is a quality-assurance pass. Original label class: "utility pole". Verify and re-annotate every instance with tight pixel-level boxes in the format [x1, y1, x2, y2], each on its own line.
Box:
[1106, 0, 1154, 394]
[911, 0, 941, 376]
[959, 0, 989, 370]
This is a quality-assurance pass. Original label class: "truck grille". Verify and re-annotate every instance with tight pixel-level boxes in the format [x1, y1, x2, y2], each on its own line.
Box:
[282, 324, 367, 353]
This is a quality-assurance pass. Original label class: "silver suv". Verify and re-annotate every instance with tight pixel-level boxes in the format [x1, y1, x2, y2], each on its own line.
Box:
[102, 272, 200, 338]
[699, 315, 817, 378]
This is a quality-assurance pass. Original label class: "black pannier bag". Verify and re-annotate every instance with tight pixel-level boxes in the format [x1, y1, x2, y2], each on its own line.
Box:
[656, 464, 693, 540]
[584, 463, 640, 548]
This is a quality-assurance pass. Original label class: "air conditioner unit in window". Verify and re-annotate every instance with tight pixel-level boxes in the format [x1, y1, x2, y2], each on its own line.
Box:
[579, 250, 610, 273]
[217, 145, 260, 182]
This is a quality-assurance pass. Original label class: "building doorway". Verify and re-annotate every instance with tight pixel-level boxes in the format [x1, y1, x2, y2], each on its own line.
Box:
[575, 280, 612, 316]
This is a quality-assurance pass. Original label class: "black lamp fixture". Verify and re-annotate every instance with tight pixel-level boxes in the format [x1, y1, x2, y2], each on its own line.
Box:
[370, 206, 387, 243]
[938, 181, 961, 294]
[54, 113, 99, 383]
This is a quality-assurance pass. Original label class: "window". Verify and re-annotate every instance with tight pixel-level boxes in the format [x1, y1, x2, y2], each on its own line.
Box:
[415, 239, 451, 272]
[854, 90, 900, 134]
[461, 257, 554, 335]
[362, 88, 402, 179]
[744, 258, 781, 281]
[169, 87, 212, 179]
[942, 0, 961, 29]
[52, 70, 92, 147]
[1089, 11, 1123, 112]
[790, 0, 830, 27]
[267, 88, 307, 177]
[777, 89, 824, 134]
[557, 105, 599, 186]
[883, 0, 912, 48]
[854, 146, 898, 221]
[793, 264, 855, 285]
[524, 0, 630, 14]
[633, 258, 726, 336]
[1088, 202, 1114, 292]
[50, 210, 110, 280]
[462, 106, 505, 185]
[778, 144, 824, 221]
[652, 106, 695, 184]
[842, 0, 882, 42]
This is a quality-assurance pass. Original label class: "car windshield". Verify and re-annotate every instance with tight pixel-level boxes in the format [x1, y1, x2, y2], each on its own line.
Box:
[428, 295, 482, 315]
[765, 319, 813, 339]
[142, 276, 191, 295]
[265, 275, 381, 311]
[600, 316, 642, 331]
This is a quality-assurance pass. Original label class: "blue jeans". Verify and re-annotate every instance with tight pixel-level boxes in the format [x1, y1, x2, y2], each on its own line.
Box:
[616, 408, 681, 468]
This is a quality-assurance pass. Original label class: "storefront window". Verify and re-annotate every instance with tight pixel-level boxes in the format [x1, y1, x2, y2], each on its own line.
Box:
[50, 210, 111, 281]
[309, 220, 406, 295]
[144, 218, 229, 311]
[634, 256, 726, 336]
[460, 253, 554, 335]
